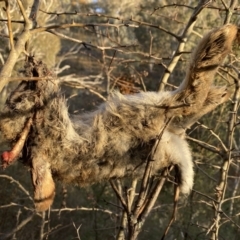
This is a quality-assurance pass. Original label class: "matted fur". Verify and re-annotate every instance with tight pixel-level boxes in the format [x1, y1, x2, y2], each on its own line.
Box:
[0, 24, 238, 211]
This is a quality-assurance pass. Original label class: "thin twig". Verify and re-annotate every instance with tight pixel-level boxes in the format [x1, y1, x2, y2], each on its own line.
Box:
[5, 0, 14, 50]
[161, 166, 180, 240]
[110, 180, 128, 213]
[0, 175, 33, 202]
[1, 214, 35, 240]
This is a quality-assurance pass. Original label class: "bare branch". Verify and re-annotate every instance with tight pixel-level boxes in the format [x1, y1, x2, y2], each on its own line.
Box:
[158, 0, 212, 91]
[5, 0, 14, 50]
[1, 214, 35, 240]
[0, 0, 40, 92]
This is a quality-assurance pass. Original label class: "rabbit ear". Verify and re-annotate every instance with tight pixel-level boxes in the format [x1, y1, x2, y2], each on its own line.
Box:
[173, 24, 238, 116]
[31, 157, 55, 212]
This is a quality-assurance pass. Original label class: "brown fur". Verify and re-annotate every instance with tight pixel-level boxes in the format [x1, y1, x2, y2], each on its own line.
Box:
[0, 24, 238, 211]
